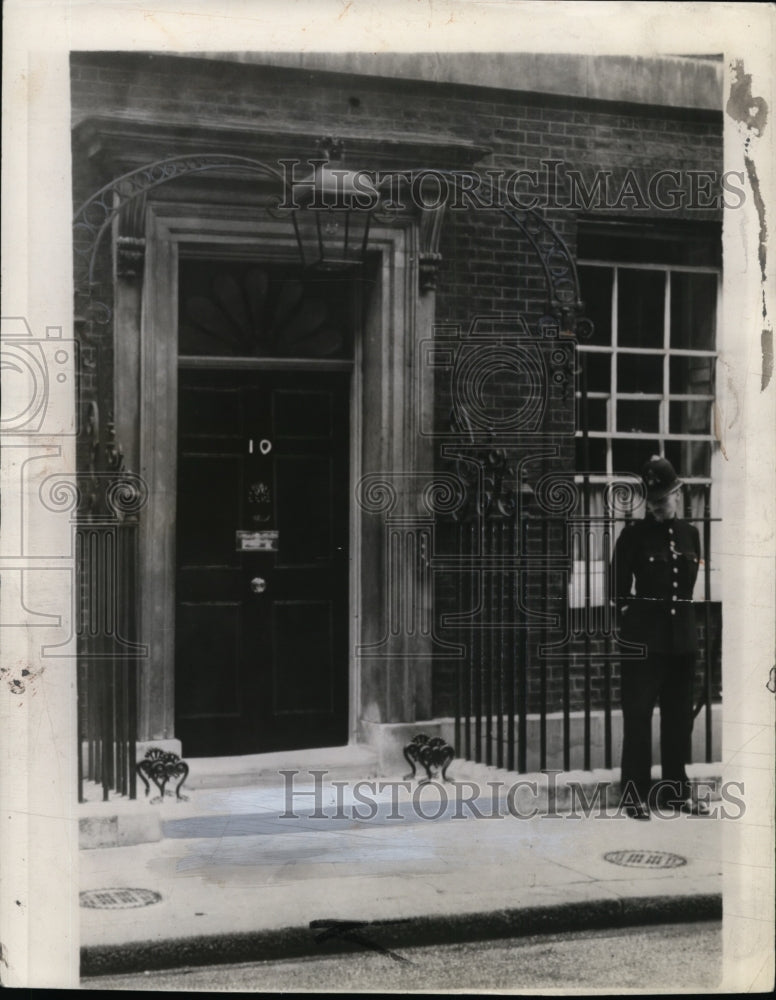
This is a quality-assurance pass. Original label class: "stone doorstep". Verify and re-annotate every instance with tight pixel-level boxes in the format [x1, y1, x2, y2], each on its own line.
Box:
[183, 743, 380, 789]
[79, 754, 723, 850]
[79, 743, 381, 849]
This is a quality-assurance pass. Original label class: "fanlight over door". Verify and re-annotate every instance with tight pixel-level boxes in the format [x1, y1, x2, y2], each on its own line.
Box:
[178, 260, 356, 359]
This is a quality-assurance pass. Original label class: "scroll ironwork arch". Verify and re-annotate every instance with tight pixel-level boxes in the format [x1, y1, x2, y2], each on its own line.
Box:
[73, 153, 288, 302]
[72, 155, 290, 522]
[73, 155, 590, 336]
[480, 173, 586, 333]
[380, 169, 590, 337]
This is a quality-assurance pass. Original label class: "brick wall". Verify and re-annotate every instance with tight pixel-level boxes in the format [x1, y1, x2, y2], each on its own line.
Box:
[70, 51, 722, 424]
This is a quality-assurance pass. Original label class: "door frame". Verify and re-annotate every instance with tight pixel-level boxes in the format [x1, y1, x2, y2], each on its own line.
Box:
[121, 199, 432, 747]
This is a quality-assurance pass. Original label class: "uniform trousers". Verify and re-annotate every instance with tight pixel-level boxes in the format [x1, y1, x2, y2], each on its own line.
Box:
[620, 652, 695, 806]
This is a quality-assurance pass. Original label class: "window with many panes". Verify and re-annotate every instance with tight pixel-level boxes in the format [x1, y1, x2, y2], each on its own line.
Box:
[572, 220, 721, 605]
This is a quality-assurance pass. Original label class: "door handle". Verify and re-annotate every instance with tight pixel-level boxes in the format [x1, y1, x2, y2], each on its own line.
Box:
[250, 576, 267, 595]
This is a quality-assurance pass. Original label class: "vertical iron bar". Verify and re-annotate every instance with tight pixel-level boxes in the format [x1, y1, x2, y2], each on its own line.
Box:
[496, 520, 505, 769]
[88, 663, 96, 782]
[562, 644, 571, 771]
[485, 519, 494, 766]
[99, 526, 113, 800]
[89, 531, 103, 790]
[76, 525, 83, 799]
[113, 526, 122, 796]
[95, 664, 102, 786]
[81, 527, 94, 784]
[703, 486, 713, 763]
[465, 520, 473, 761]
[603, 521, 613, 769]
[110, 660, 118, 793]
[126, 522, 133, 796]
[128, 520, 138, 800]
[77, 660, 85, 803]
[506, 517, 516, 772]
[561, 521, 572, 773]
[493, 518, 499, 767]
[117, 658, 126, 797]
[583, 527, 592, 771]
[454, 521, 462, 759]
[129, 654, 138, 800]
[88, 663, 94, 784]
[474, 518, 482, 763]
[106, 529, 116, 796]
[105, 565, 115, 800]
[101, 670, 110, 801]
[124, 656, 131, 795]
[77, 523, 87, 795]
[540, 517, 548, 771]
[118, 523, 128, 797]
[517, 516, 528, 774]
[603, 657, 612, 768]
[580, 349, 592, 772]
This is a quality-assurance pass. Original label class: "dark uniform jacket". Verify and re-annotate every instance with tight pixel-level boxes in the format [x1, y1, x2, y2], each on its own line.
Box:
[612, 515, 701, 655]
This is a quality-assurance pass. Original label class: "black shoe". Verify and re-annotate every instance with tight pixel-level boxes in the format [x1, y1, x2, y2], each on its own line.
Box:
[679, 798, 711, 816]
[624, 801, 650, 820]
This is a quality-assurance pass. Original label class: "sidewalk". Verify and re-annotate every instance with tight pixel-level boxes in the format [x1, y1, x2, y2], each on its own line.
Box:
[80, 765, 723, 976]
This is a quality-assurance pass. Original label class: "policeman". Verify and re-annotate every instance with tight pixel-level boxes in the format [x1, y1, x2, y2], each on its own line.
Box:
[612, 455, 708, 819]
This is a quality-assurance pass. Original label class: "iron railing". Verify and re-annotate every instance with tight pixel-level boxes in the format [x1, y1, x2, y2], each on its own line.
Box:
[452, 488, 720, 774]
[77, 513, 141, 802]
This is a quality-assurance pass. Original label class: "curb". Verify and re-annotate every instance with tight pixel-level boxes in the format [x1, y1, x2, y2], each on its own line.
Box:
[80, 892, 722, 977]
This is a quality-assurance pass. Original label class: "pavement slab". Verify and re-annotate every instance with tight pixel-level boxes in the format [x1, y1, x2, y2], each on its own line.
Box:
[80, 776, 723, 975]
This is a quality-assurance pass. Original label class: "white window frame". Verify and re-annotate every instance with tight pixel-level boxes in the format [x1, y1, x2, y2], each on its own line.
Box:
[573, 256, 722, 604]
[576, 259, 720, 485]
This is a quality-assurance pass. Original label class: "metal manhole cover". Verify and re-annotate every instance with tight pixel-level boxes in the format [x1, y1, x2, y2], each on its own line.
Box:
[604, 850, 687, 869]
[80, 888, 162, 909]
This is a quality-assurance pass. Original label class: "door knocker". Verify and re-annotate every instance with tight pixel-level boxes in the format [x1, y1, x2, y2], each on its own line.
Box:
[248, 481, 272, 523]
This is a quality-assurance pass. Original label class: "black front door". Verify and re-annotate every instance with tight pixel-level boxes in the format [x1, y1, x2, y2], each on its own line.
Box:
[175, 367, 350, 756]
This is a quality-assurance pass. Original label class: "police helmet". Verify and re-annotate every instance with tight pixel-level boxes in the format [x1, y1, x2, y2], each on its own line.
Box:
[641, 454, 682, 502]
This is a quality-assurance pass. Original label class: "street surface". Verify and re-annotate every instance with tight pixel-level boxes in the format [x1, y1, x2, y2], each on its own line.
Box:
[82, 920, 721, 992]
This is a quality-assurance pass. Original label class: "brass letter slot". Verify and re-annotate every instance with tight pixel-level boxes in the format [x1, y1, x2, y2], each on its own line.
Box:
[236, 530, 279, 552]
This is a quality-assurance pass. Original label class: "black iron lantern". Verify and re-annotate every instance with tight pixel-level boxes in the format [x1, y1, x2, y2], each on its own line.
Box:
[291, 139, 374, 271]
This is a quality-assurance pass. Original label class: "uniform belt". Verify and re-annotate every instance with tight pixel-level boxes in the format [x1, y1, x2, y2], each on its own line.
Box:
[621, 596, 694, 604]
